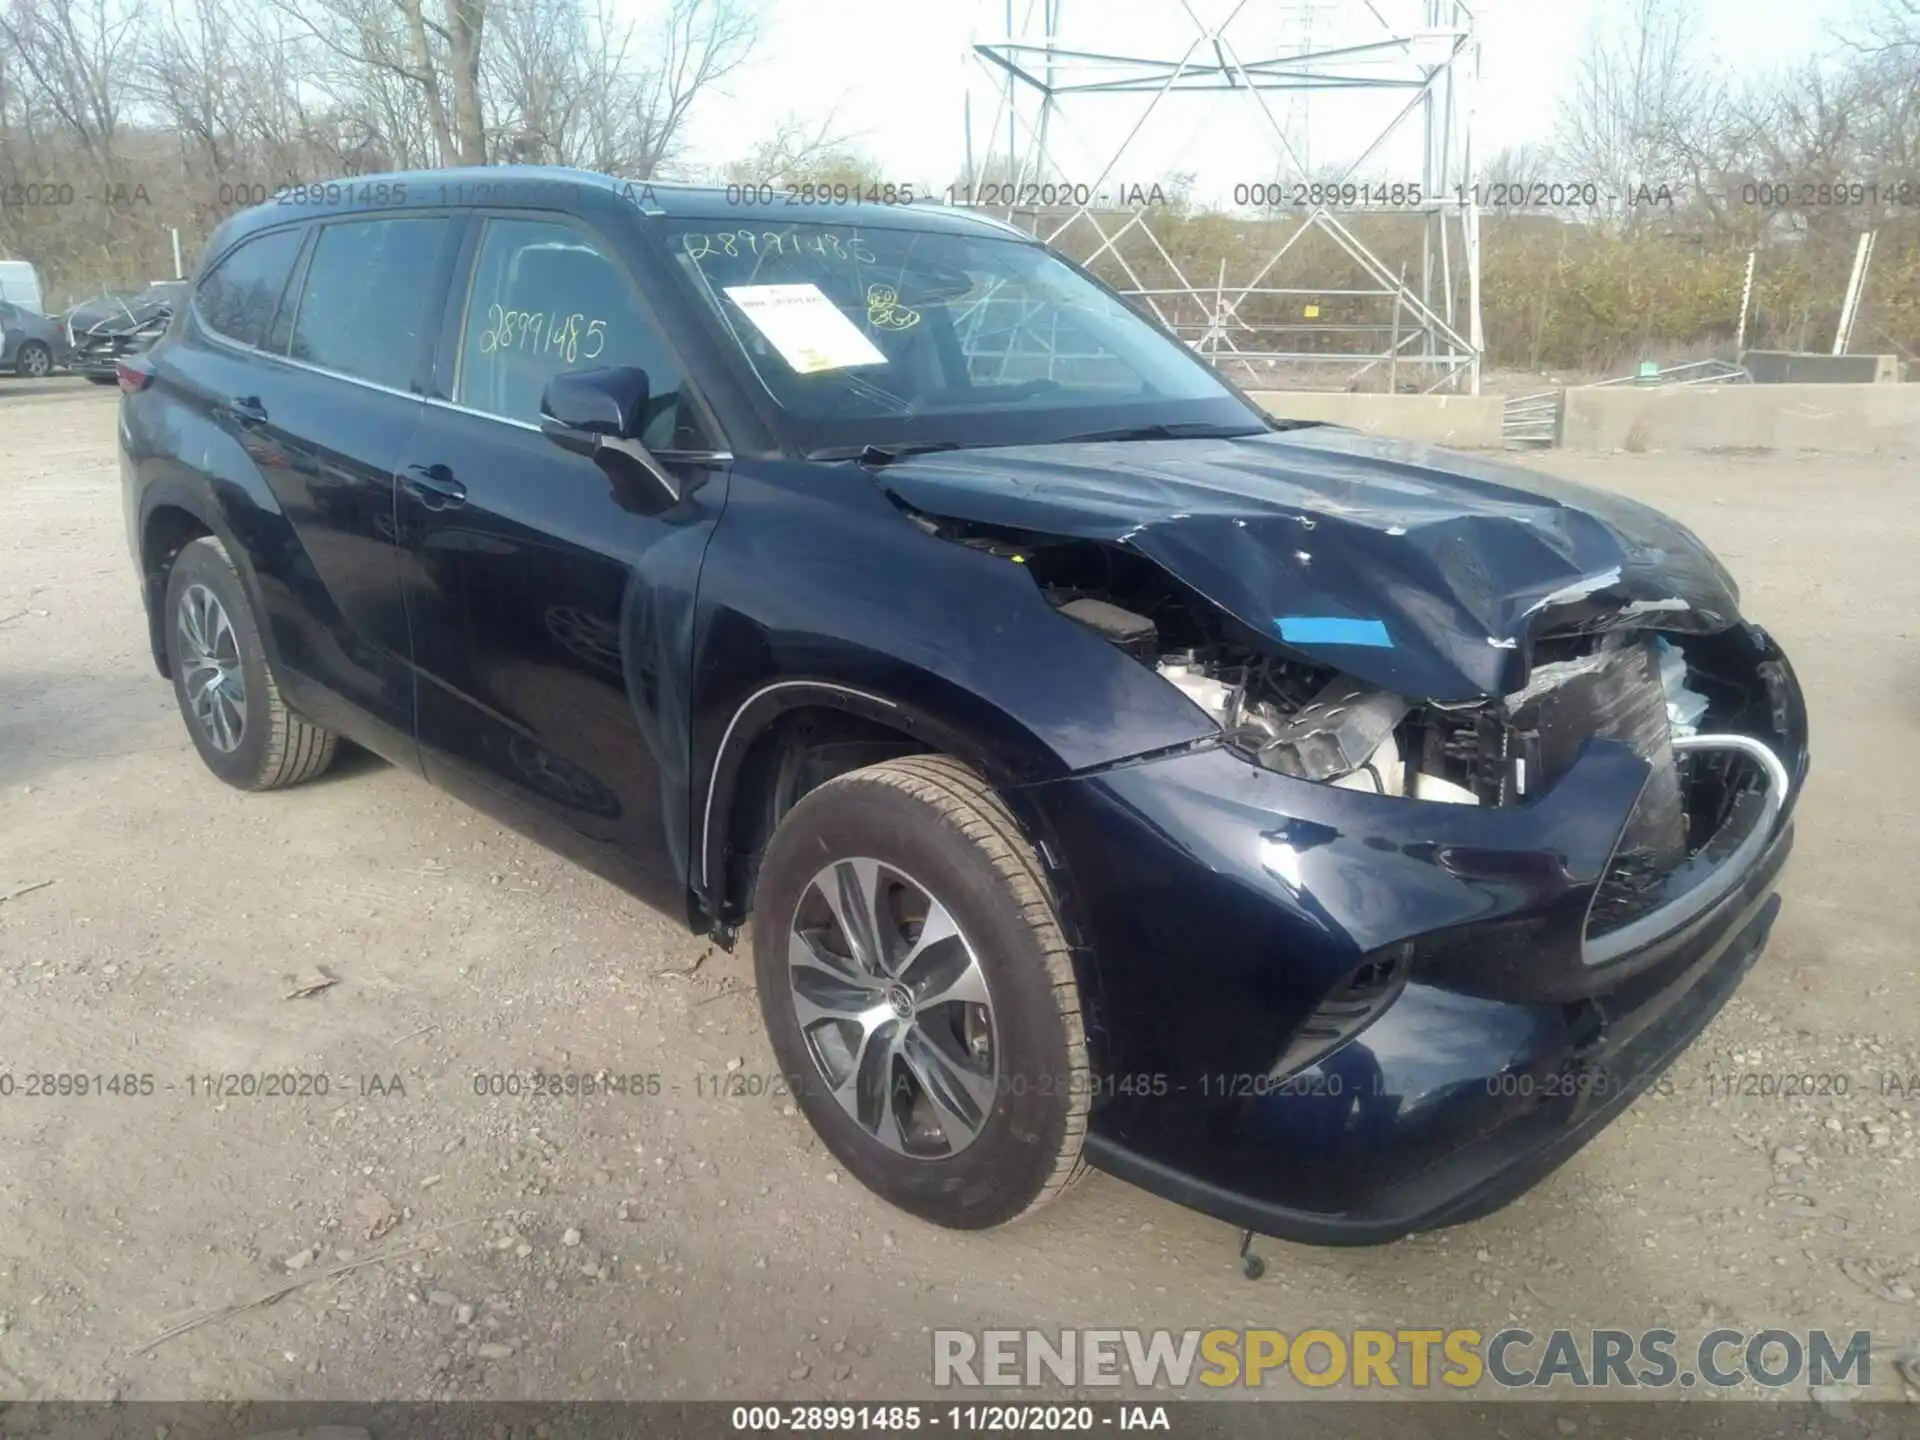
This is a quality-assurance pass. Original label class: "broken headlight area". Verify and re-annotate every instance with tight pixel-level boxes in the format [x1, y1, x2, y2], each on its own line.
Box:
[70, 317, 167, 366]
[1007, 534, 1789, 949]
[64, 288, 179, 372]
[924, 519, 1791, 955]
[1153, 624, 1788, 973]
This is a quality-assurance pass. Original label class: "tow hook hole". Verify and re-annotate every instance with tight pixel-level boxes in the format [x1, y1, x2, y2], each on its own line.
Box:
[1562, 1000, 1605, 1056]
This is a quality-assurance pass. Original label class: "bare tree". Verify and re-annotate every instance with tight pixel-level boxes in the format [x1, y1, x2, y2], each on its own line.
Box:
[488, 0, 577, 161]
[272, 0, 487, 165]
[1859, 0, 1920, 56]
[483, 0, 755, 173]
[140, 0, 248, 176]
[722, 107, 864, 183]
[0, 0, 143, 179]
[626, 0, 757, 177]
[1554, 0, 1725, 229]
[1844, 4, 1920, 178]
[1724, 63, 1859, 233]
[1478, 142, 1556, 194]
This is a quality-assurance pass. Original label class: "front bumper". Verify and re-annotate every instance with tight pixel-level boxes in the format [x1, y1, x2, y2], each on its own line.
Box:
[69, 348, 127, 377]
[67, 328, 157, 376]
[1014, 625, 1806, 1245]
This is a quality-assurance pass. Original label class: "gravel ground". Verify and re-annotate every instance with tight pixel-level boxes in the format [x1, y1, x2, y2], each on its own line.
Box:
[1, 378, 1916, 1403]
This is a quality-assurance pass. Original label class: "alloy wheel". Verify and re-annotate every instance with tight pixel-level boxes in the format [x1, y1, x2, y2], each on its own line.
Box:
[787, 857, 999, 1158]
[19, 343, 51, 378]
[176, 583, 247, 752]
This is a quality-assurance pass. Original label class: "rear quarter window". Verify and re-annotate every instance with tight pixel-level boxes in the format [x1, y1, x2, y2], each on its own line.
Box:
[195, 228, 304, 349]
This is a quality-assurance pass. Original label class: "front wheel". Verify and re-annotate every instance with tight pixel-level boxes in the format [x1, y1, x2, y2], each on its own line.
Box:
[162, 535, 338, 790]
[753, 754, 1090, 1229]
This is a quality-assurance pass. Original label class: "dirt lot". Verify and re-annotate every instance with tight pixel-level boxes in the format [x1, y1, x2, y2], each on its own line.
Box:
[2, 377, 1917, 1403]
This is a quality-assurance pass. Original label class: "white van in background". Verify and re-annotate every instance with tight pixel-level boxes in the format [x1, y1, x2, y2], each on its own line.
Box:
[0, 260, 47, 314]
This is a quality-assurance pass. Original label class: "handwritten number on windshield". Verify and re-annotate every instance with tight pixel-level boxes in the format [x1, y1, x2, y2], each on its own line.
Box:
[680, 230, 877, 264]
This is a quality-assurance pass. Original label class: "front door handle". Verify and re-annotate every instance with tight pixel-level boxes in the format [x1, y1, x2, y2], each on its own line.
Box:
[228, 395, 268, 426]
[401, 462, 467, 511]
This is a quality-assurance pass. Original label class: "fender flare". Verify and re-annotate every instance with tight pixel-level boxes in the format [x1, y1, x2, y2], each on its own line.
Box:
[134, 473, 278, 678]
[694, 677, 1052, 900]
[692, 674, 1109, 1069]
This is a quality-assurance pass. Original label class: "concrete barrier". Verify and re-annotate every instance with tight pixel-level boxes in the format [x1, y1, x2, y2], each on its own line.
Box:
[1559, 382, 1920, 455]
[1740, 351, 1899, 384]
[1248, 390, 1506, 448]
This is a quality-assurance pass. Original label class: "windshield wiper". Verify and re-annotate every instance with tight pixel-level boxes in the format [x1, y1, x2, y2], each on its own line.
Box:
[1049, 421, 1272, 444]
[805, 418, 1292, 464]
[804, 441, 971, 467]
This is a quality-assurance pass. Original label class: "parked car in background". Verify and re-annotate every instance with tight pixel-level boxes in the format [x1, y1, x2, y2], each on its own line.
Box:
[117, 168, 1807, 1245]
[0, 259, 46, 313]
[0, 299, 68, 377]
[66, 281, 186, 382]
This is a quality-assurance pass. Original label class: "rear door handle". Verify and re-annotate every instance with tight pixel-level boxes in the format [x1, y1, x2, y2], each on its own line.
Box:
[401, 462, 467, 511]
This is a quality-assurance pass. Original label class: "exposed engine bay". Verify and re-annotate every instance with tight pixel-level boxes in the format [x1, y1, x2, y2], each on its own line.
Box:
[1000, 536, 1705, 794]
[1069, 589, 1711, 812]
[934, 521, 1782, 939]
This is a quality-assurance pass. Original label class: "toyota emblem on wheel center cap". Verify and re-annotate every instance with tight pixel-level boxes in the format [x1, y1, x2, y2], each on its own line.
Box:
[885, 984, 914, 1020]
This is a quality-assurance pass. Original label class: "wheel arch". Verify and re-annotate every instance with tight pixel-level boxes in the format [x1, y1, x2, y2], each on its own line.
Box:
[138, 503, 215, 676]
[693, 677, 1114, 1082]
[135, 480, 279, 682]
[694, 678, 1092, 953]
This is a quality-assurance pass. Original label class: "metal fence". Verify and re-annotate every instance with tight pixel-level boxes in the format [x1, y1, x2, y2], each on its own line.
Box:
[1502, 390, 1562, 448]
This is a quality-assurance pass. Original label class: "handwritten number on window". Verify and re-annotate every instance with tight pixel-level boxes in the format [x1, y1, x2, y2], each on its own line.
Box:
[476, 303, 605, 367]
[479, 303, 505, 354]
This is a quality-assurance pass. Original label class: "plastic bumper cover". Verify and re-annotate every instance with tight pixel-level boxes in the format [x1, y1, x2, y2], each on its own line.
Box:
[1017, 702, 1800, 1244]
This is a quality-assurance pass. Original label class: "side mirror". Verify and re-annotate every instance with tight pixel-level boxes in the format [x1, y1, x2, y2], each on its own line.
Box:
[540, 365, 649, 446]
[538, 365, 681, 506]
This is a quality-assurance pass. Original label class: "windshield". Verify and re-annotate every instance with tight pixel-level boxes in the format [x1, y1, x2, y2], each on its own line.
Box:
[662, 219, 1265, 454]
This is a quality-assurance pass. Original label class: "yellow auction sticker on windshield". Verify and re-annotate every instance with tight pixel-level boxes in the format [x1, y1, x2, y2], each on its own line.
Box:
[722, 283, 889, 374]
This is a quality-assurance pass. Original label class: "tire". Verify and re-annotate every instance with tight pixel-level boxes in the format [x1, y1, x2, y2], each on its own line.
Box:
[753, 754, 1090, 1229]
[14, 341, 51, 378]
[85, 373, 117, 385]
[162, 535, 338, 790]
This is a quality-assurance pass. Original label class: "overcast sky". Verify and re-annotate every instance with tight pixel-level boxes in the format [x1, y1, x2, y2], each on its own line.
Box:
[677, 0, 1872, 195]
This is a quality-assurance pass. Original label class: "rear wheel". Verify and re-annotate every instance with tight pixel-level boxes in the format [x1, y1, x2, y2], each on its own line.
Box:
[14, 341, 51, 378]
[162, 536, 337, 790]
[752, 754, 1089, 1229]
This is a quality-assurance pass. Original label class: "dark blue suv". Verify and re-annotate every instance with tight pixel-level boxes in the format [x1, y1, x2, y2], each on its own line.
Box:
[120, 166, 1807, 1247]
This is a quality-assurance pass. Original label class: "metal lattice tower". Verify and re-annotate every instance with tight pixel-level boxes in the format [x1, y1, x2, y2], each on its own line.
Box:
[963, 0, 1484, 394]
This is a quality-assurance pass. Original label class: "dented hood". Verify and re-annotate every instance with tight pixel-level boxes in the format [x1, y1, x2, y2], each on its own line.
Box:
[879, 425, 1742, 701]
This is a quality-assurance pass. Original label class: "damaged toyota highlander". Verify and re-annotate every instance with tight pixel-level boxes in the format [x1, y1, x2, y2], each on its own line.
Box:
[119, 169, 1807, 1246]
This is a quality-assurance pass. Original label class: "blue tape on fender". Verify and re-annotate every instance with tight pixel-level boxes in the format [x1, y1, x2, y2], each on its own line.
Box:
[1276, 616, 1394, 648]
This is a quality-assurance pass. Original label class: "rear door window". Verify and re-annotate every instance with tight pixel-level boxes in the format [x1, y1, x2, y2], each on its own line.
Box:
[195, 228, 305, 350]
[288, 217, 452, 389]
[452, 216, 707, 449]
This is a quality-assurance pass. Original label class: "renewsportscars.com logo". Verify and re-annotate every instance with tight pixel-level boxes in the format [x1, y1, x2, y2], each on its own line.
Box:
[932, 1328, 1873, 1391]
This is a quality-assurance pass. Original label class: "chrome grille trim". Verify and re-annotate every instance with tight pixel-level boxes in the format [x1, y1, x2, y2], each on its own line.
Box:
[1582, 733, 1791, 968]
